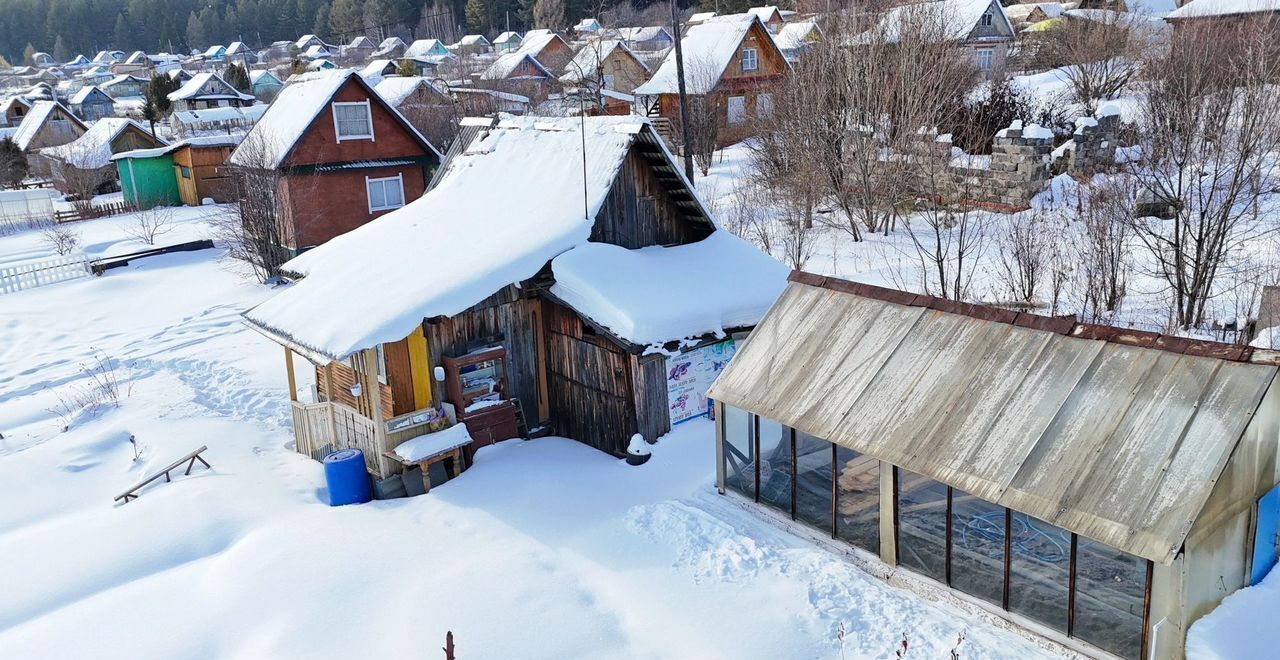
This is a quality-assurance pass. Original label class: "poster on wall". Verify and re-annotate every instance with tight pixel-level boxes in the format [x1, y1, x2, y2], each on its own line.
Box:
[666, 339, 737, 424]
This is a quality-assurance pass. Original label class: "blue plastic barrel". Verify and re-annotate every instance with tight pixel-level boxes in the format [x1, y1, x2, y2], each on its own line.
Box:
[323, 449, 371, 506]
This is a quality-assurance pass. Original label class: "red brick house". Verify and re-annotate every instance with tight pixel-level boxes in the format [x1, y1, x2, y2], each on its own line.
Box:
[229, 71, 442, 253]
[633, 14, 789, 145]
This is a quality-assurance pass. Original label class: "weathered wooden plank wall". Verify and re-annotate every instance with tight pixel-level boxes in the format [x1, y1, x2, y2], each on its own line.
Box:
[543, 299, 636, 455]
[591, 149, 711, 249]
[425, 286, 544, 425]
[382, 337, 415, 416]
[632, 353, 672, 444]
[315, 360, 393, 421]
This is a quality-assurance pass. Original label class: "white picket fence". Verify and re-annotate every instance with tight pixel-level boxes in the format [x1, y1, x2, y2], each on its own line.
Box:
[0, 253, 91, 295]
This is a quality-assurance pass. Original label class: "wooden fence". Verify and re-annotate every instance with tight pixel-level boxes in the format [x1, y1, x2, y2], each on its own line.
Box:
[0, 254, 90, 295]
[290, 400, 382, 474]
[55, 200, 137, 224]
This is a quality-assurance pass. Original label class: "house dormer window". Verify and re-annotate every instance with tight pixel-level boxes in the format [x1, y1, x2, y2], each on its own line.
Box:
[333, 101, 374, 142]
[741, 48, 759, 72]
[981, 10, 994, 26]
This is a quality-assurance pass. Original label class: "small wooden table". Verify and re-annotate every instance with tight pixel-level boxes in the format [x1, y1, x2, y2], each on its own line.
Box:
[383, 425, 474, 494]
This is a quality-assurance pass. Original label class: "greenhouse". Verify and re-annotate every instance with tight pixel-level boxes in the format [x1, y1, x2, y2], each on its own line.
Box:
[708, 272, 1280, 659]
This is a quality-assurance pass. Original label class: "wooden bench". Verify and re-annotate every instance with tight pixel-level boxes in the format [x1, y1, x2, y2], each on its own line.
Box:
[114, 446, 212, 503]
[383, 446, 467, 494]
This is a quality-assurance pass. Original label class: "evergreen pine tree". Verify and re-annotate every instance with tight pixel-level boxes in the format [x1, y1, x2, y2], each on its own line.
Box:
[114, 14, 131, 50]
[53, 35, 70, 63]
[185, 11, 206, 51]
[223, 63, 251, 92]
[22, 43, 36, 66]
[464, 0, 487, 34]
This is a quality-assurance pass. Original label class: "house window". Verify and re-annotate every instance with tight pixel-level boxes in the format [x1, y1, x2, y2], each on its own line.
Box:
[741, 47, 759, 72]
[366, 174, 405, 213]
[727, 95, 747, 125]
[981, 10, 994, 26]
[757, 93, 774, 118]
[333, 101, 375, 141]
[180, 166, 191, 179]
[976, 48, 994, 72]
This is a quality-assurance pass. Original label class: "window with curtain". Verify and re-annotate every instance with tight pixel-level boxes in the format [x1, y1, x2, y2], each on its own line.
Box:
[333, 101, 373, 140]
[367, 176, 405, 212]
[835, 445, 879, 552]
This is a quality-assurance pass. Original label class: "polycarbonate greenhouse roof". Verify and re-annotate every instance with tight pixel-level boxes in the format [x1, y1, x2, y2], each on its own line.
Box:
[707, 273, 1280, 564]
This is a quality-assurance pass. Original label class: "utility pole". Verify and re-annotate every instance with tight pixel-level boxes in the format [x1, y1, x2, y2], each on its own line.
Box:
[670, 0, 695, 183]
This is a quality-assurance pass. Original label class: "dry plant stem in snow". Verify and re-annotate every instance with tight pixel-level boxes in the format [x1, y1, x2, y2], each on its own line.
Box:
[123, 204, 176, 246]
[49, 350, 124, 431]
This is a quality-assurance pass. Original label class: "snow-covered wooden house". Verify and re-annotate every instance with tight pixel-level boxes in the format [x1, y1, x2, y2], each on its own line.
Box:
[100, 74, 148, 100]
[10, 100, 86, 152]
[853, 0, 1016, 79]
[633, 15, 789, 143]
[372, 37, 408, 59]
[493, 31, 523, 53]
[68, 85, 115, 121]
[0, 96, 31, 127]
[249, 70, 284, 100]
[617, 26, 674, 51]
[167, 72, 256, 112]
[772, 20, 822, 61]
[241, 115, 787, 483]
[561, 40, 651, 96]
[454, 34, 492, 55]
[39, 117, 165, 196]
[227, 70, 441, 254]
[747, 6, 786, 32]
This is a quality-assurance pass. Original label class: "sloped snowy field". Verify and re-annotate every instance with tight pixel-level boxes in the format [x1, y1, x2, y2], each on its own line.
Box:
[0, 212, 1068, 658]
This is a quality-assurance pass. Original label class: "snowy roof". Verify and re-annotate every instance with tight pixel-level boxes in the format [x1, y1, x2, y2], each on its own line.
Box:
[0, 97, 30, 114]
[348, 36, 374, 48]
[689, 11, 718, 22]
[11, 100, 84, 151]
[249, 70, 281, 85]
[482, 53, 552, 80]
[373, 76, 444, 107]
[43, 118, 162, 169]
[494, 31, 522, 44]
[304, 44, 331, 58]
[562, 40, 647, 82]
[68, 85, 111, 105]
[459, 34, 491, 46]
[296, 34, 323, 49]
[360, 59, 397, 78]
[550, 231, 786, 345]
[1004, 2, 1065, 20]
[747, 6, 782, 21]
[773, 20, 821, 51]
[574, 17, 603, 31]
[242, 116, 712, 361]
[203, 45, 225, 58]
[1166, 0, 1277, 18]
[405, 39, 448, 58]
[102, 74, 146, 89]
[111, 133, 242, 160]
[634, 15, 767, 95]
[229, 71, 437, 170]
[66, 54, 90, 65]
[857, 0, 1015, 43]
[169, 72, 254, 102]
[617, 26, 671, 42]
[514, 31, 566, 59]
[172, 104, 268, 126]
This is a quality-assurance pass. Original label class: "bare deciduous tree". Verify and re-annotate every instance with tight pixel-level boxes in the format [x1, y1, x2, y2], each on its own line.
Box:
[1076, 176, 1134, 322]
[1038, 11, 1144, 113]
[217, 132, 291, 282]
[41, 222, 80, 255]
[1125, 18, 1280, 329]
[994, 211, 1051, 305]
[123, 204, 175, 246]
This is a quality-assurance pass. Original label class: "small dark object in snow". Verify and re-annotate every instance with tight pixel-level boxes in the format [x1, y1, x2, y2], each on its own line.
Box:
[626, 433, 652, 466]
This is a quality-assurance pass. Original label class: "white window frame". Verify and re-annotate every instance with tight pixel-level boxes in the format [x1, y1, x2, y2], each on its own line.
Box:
[976, 48, 994, 72]
[332, 100, 375, 142]
[727, 95, 747, 125]
[741, 48, 759, 73]
[366, 173, 405, 213]
[981, 11, 994, 26]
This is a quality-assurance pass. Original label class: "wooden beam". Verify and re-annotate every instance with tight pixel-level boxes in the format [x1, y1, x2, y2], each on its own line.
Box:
[407, 325, 433, 410]
[362, 347, 391, 478]
[284, 346, 298, 402]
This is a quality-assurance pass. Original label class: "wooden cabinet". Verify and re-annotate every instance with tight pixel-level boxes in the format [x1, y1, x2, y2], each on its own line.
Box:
[441, 346, 521, 458]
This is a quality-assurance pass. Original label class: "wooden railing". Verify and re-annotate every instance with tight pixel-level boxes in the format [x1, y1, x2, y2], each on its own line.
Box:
[0, 253, 90, 295]
[290, 400, 381, 474]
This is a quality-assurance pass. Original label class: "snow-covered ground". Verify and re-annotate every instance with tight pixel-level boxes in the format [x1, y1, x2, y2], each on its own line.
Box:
[0, 211, 1067, 657]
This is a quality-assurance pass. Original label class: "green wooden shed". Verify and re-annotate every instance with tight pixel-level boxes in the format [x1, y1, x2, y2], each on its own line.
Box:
[112, 146, 181, 207]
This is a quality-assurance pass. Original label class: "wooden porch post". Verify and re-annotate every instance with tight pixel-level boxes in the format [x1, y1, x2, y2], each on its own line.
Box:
[284, 346, 297, 402]
[362, 346, 390, 478]
[879, 461, 897, 566]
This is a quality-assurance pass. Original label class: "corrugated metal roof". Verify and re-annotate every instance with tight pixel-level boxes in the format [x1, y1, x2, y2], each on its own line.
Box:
[707, 278, 1278, 564]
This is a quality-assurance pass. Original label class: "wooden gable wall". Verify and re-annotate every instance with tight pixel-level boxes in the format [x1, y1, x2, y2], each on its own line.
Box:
[282, 77, 435, 169]
[590, 145, 713, 249]
[717, 20, 789, 88]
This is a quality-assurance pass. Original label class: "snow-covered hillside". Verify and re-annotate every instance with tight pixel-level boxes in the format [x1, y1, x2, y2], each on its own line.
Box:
[0, 211, 1064, 658]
